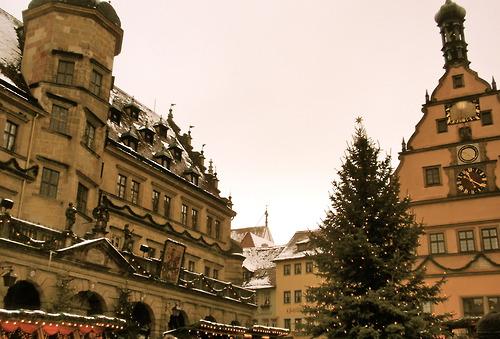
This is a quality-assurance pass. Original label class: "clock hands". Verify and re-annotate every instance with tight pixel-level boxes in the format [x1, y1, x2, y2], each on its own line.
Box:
[464, 171, 486, 189]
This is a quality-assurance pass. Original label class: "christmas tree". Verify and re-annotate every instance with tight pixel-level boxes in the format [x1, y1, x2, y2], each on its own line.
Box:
[304, 121, 447, 339]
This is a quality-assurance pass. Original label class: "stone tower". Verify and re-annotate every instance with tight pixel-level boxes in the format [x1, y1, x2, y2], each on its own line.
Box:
[18, 0, 123, 227]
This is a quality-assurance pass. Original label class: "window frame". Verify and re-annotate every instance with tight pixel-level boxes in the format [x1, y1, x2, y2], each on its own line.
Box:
[40, 167, 60, 199]
[283, 291, 291, 304]
[429, 232, 446, 254]
[458, 229, 476, 253]
[207, 216, 213, 237]
[76, 182, 89, 214]
[436, 118, 448, 133]
[452, 74, 465, 88]
[89, 69, 103, 96]
[294, 263, 302, 275]
[191, 208, 199, 230]
[481, 110, 493, 126]
[83, 121, 96, 150]
[181, 204, 188, 225]
[463, 297, 484, 317]
[481, 227, 499, 251]
[424, 166, 441, 187]
[130, 180, 140, 204]
[164, 195, 171, 218]
[50, 104, 69, 134]
[117, 174, 127, 199]
[294, 290, 302, 303]
[306, 261, 313, 273]
[152, 190, 160, 213]
[283, 264, 291, 276]
[215, 220, 221, 240]
[56, 59, 75, 85]
[3, 120, 18, 152]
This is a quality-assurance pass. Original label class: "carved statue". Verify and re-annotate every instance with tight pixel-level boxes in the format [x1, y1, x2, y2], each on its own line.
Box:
[65, 202, 77, 231]
[122, 224, 135, 252]
[92, 203, 109, 232]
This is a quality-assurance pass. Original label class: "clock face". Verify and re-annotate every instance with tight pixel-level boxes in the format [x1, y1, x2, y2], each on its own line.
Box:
[446, 99, 480, 124]
[458, 145, 479, 163]
[456, 167, 487, 194]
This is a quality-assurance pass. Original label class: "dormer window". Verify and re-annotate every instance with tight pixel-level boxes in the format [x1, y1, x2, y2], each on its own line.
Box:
[154, 148, 173, 170]
[154, 121, 169, 139]
[453, 74, 464, 88]
[124, 103, 141, 121]
[191, 174, 199, 186]
[120, 129, 140, 152]
[109, 107, 122, 125]
[184, 167, 200, 186]
[139, 126, 155, 145]
[168, 143, 183, 161]
[125, 138, 138, 151]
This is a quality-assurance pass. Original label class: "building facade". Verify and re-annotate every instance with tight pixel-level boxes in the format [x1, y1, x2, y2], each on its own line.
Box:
[0, 1, 260, 338]
[397, 0, 500, 321]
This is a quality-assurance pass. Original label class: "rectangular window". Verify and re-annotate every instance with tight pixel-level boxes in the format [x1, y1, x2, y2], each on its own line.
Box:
[130, 180, 140, 204]
[56, 60, 75, 85]
[294, 290, 302, 303]
[181, 204, 188, 225]
[481, 228, 499, 250]
[204, 266, 210, 276]
[284, 319, 291, 330]
[488, 297, 500, 313]
[458, 230, 475, 252]
[164, 195, 171, 218]
[306, 261, 313, 273]
[84, 121, 96, 149]
[152, 190, 160, 213]
[50, 104, 69, 134]
[283, 264, 291, 276]
[3, 120, 17, 151]
[213, 269, 219, 280]
[188, 260, 195, 272]
[429, 233, 446, 254]
[436, 118, 448, 133]
[89, 69, 103, 96]
[294, 263, 302, 275]
[40, 168, 60, 199]
[192, 208, 199, 230]
[481, 111, 493, 126]
[452, 74, 464, 88]
[295, 318, 302, 331]
[215, 220, 221, 240]
[117, 174, 127, 199]
[207, 216, 213, 236]
[424, 166, 441, 186]
[283, 291, 291, 304]
[76, 183, 88, 214]
[463, 297, 484, 317]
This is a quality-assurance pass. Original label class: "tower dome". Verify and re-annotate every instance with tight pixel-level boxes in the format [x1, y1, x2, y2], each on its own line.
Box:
[435, 0, 466, 25]
[27, 0, 120, 27]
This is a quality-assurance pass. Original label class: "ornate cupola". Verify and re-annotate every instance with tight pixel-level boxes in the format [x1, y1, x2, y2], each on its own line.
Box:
[435, 0, 468, 68]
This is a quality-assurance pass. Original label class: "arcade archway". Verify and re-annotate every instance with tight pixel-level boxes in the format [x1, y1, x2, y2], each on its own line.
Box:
[4, 280, 41, 310]
[70, 290, 106, 315]
[132, 302, 154, 338]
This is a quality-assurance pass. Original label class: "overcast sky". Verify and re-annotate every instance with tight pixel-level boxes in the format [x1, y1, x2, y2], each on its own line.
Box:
[3, 0, 500, 245]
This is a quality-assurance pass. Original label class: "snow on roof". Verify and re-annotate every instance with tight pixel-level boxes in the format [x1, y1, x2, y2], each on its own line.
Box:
[274, 230, 315, 261]
[248, 232, 273, 247]
[243, 275, 272, 289]
[242, 246, 284, 272]
[231, 226, 274, 243]
[0, 9, 21, 71]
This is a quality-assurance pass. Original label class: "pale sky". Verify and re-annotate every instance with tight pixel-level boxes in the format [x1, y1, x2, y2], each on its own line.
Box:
[3, 0, 500, 245]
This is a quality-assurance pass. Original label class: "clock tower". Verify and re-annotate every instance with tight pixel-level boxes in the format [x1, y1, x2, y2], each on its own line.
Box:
[397, 0, 500, 321]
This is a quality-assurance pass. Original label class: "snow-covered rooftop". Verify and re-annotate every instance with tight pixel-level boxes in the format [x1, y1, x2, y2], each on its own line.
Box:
[273, 230, 315, 261]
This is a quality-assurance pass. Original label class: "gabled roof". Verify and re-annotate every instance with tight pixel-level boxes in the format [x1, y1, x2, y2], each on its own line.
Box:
[56, 237, 136, 274]
[242, 245, 284, 289]
[231, 225, 274, 244]
[274, 230, 314, 262]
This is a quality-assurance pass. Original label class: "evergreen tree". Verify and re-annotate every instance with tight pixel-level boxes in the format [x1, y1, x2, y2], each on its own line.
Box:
[304, 122, 447, 339]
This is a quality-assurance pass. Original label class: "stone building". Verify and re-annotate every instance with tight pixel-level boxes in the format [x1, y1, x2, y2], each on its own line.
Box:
[0, 1, 267, 338]
[397, 0, 500, 322]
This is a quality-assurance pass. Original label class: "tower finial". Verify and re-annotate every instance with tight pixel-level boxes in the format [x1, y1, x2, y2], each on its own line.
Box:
[435, 0, 468, 69]
[425, 90, 430, 103]
[169, 103, 176, 119]
[492, 76, 497, 91]
[265, 206, 269, 227]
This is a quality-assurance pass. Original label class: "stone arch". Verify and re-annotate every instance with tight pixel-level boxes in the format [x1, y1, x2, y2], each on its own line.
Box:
[3, 280, 41, 310]
[70, 290, 107, 315]
[131, 302, 154, 338]
[168, 306, 188, 330]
